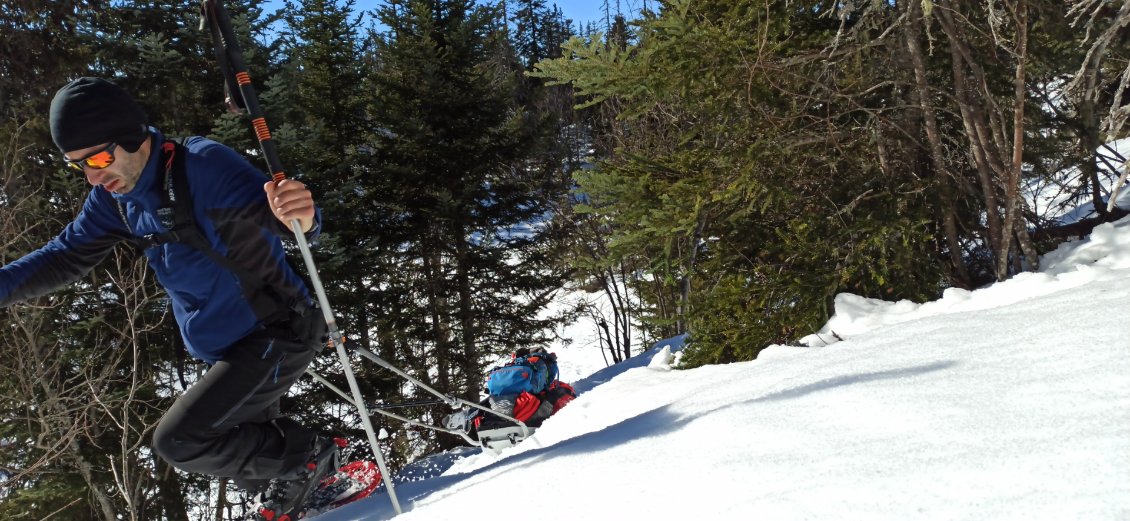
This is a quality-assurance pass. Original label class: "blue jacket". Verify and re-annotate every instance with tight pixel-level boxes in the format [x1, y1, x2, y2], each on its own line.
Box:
[0, 129, 322, 363]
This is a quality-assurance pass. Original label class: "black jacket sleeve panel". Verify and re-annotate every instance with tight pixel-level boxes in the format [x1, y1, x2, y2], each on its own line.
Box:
[187, 137, 323, 243]
[174, 137, 321, 313]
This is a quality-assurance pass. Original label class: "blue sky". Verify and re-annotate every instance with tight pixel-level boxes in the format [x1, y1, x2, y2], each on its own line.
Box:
[264, 0, 627, 29]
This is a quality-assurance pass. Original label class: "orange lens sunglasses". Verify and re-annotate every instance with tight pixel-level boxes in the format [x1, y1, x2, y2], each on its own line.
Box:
[64, 142, 119, 171]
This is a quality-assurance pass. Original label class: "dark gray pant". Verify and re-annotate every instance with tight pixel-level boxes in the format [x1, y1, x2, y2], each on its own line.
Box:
[152, 311, 326, 489]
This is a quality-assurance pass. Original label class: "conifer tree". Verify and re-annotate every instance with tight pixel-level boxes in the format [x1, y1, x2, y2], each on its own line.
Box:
[0, 3, 177, 518]
[537, 0, 1127, 367]
[536, 0, 944, 365]
[264, 0, 406, 461]
[511, 0, 572, 67]
[512, 0, 548, 67]
[368, 0, 570, 452]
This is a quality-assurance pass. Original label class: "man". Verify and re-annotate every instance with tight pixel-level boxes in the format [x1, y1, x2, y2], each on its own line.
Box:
[0, 77, 336, 519]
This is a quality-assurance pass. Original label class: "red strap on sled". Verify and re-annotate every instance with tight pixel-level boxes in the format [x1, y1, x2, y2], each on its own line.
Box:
[513, 392, 540, 421]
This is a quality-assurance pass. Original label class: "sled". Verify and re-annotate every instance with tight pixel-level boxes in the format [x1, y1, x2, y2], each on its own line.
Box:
[305, 357, 533, 451]
[476, 425, 538, 451]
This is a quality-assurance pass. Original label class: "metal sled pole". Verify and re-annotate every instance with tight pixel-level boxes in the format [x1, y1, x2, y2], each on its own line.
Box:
[323, 340, 402, 513]
[307, 371, 481, 446]
[307, 362, 530, 442]
[200, 0, 402, 513]
[344, 341, 531, 438]
[306, 339, 539, 446]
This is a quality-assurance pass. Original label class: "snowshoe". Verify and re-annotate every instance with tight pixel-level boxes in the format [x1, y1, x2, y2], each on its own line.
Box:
[249, 437, 344, 521]
[301, 460, 383, 517]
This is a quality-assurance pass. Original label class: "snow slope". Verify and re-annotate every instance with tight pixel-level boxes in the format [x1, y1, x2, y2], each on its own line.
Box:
[314, 217, 1130, 521]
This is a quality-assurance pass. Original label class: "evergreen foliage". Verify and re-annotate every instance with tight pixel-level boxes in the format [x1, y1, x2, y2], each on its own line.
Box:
[269, 0, 381, 447]
[1, 0, 1127, 517]
[1, 1, 279, 519]
[366, 0, 571, 453]
[510, 0, 572, 68]
[535, 0, 1124, 366]
[0, 2, 182, 519]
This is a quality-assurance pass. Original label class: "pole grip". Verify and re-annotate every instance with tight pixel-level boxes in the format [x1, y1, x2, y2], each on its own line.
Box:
[202, 0, 288, 182]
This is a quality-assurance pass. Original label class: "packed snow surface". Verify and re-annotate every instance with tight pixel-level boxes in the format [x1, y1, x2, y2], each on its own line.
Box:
[315, 218, 1130, 521]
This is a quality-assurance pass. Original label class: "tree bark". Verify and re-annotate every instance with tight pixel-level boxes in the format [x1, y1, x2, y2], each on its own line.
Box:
[675, 212, 707, 335]
[451, 219, 480, 400]
[935, 3, 1004, 267]
[903, 0, 972, 287]
[153, 458, 190, 521]
[996, 0, 1034, 277]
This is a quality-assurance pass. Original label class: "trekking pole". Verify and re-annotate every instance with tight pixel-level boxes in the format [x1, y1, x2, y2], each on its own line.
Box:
[199, 0, 403, 514]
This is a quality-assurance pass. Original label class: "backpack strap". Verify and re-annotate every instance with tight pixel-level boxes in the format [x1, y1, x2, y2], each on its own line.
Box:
[119, 138, 309, 323]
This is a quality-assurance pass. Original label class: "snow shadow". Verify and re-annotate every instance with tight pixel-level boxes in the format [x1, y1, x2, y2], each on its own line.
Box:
[320, 360, 956, 520]
[751, 360, 958, 403]
[394, 359, 955, 508]
[316, 405, 685, 520]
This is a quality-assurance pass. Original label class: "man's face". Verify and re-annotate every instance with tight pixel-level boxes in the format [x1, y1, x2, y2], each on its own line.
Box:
[64, 138, 150, 194]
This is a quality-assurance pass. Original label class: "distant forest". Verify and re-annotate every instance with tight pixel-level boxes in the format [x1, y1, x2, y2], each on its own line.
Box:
[1, 1, 1126, 519]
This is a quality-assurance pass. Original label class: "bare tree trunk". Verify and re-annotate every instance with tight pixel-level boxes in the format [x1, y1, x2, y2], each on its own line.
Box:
[153, 458, 190, 521]
[73, 440, 119, 520]
[212, 478, 228, 521]
[617, 260, 632, 361]
[675, 213, 707, 335]
[597, 317, 619, 364]
[451, 220, 480, 400]
[934, 0, 1034, 280]
[577, 216, 636, 363]
[1069, 0, 1130, 139]
[1079, 55, 1107, 216]
[996, 0, 1033, 276]
[939, 25, 1004, 267]
[903, 0, 972, 287]
[594, 269, 624, 364]
[423, 238, 452, 393]
[650, 267, 675, 338]
[1068, 0, 1129, 214]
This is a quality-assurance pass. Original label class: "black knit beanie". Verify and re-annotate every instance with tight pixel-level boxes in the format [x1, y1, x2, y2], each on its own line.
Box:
[49, 77, 149, 153]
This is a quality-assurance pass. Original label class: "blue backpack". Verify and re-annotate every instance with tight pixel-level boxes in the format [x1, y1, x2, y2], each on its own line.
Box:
[487, 351, 558, 396]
